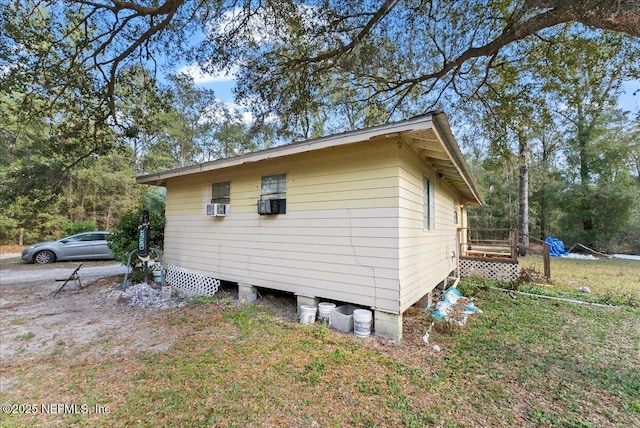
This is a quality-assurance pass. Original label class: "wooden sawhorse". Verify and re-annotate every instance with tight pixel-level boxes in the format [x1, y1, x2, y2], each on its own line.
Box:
[53, 263, 83, 296]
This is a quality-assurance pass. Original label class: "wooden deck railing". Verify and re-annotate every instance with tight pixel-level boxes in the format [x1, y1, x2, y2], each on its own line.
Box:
[519, 235, 551, 280]
[457, 228, 551, 280]
[458, 228, 518, 261]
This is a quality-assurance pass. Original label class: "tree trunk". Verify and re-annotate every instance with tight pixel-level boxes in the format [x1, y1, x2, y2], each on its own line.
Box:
[518, 129, 530, 253]
[539, 134, 549, 240]
[576, 111, 594, 233]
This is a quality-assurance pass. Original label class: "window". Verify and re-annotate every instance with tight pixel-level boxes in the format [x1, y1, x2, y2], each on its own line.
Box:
[211, 181, 231, 204]
[85, 233, 108, 242]
[423, 177, 435, 230]
[261, 173, 286, 200]
[454, 203, 459, 225]
[259, 173, 286, 214]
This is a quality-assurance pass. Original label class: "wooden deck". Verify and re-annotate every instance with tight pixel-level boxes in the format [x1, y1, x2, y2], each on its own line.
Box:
[464, 250, 514, 259]
[458, 228, 519, 261]
[457, 228, 551, 280]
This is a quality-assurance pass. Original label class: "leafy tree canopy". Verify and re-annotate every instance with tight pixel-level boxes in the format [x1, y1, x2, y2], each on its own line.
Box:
[2, 1, 639, 133]
[2, 0, 639, 251]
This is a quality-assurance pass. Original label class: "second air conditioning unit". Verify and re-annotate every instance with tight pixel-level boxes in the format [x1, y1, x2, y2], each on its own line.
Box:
[257, 199, 286, 215]
[206, 203, 230, 217]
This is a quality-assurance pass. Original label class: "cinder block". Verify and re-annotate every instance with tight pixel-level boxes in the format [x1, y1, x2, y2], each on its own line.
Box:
[374, 310, 403, 342]
[418, 292, 433, 308]
[161, 286, 172, 301]
[296, 294, 319, 316]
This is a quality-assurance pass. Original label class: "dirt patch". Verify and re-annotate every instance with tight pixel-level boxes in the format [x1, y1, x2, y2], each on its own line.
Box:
[0, 265, 316, 393]
[0, 269, 180, 393]
[1, 245, 26, 254]
[1, 261, 444, 398]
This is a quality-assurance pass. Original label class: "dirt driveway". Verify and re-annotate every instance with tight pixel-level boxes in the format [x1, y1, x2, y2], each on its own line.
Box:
[0, 257, 180, 393]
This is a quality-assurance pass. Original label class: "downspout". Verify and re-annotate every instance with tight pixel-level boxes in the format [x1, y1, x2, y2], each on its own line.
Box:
[447, 275, 460, 289]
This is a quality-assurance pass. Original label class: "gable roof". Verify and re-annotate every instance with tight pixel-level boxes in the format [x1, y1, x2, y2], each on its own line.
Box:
[136, 111, 483, 205]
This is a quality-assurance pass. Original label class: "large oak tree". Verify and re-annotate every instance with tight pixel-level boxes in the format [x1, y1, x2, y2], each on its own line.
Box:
[2, 0, 639, 248]
[3, 1, 638, 125]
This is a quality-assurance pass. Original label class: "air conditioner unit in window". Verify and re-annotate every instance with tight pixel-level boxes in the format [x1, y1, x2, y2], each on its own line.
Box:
[257, 199, 286, 215]
[206, 203, 230, 217]
[257, 200, 271, 215]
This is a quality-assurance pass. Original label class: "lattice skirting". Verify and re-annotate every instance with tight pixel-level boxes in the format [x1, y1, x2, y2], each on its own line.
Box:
[165, 265, 220, 296]
[460, 258, 519, 282]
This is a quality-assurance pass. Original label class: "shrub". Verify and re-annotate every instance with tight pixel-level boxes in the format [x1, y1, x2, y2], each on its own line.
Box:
[109, 203, 165, 281]
[62, 220, 98, 236]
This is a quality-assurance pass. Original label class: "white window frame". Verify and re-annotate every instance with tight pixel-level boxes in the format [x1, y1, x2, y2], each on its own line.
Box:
[258, 173, 287, 215]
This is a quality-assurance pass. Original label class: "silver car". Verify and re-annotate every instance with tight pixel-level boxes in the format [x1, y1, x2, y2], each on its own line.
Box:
[21, 231, 115, 264]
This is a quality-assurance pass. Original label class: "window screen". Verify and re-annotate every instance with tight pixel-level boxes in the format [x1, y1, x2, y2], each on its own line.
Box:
[211, 181, 231, 204]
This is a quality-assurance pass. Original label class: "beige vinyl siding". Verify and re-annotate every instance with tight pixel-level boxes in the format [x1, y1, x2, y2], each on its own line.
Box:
[398, 143, 459, 312]
[163, 140, 403, 312]
[166, 141, 400, 215]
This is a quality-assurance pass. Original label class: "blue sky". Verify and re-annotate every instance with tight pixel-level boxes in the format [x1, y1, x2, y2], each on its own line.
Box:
[177, 64, 237, 103]
[619, 81, 640, 113]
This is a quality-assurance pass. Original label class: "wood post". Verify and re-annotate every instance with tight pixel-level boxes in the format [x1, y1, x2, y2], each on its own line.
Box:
[510, 229, 519, 261]
[543, 242, 551, 280]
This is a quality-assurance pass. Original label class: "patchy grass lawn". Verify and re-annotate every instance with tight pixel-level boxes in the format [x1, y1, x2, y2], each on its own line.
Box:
[2, 280, 639, 427]
[519, 255, 640, 306]
[2, 256, 638, 426]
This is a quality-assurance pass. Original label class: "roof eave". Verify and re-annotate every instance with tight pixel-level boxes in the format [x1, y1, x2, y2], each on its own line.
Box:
[136, 112, 484, 207]
[136, 113, 438, 186]
[430, 112, 484, 206]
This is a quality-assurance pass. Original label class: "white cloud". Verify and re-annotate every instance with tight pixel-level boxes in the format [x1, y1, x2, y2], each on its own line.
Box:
[241, 111, 254, 124]
[176, 64, 238, 84]
[222, 101, 254, 124]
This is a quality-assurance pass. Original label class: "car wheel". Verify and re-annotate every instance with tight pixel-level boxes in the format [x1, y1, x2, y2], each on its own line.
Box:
[34, 250, 55, 264]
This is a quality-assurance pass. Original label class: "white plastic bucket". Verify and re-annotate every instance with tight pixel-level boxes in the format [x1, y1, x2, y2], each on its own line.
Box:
[353, 309, 373, 338]
[299, 305, 317, 325]
[317, 302, 336, 325]
[152, 270, 163, 282]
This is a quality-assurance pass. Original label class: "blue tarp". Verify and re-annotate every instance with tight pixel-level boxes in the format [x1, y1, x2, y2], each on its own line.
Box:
[430, 287, 482, 325]
[546, 236, 568, 257]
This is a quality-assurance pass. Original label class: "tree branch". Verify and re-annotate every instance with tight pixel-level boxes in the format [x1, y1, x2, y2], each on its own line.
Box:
[302, 0, 399, 64]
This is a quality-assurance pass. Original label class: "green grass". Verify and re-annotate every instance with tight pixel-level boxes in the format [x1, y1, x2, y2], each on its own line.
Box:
[518, 255, 640, 306]
[16, 332, 35, 341]
[2, 260, 639, 427]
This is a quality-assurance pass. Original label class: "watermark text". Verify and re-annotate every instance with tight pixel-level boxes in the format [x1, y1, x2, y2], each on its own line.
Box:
[2, 403, 111, 415]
